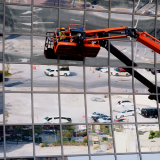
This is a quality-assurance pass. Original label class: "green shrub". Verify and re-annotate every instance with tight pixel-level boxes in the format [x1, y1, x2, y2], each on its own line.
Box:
[102, 137, 108, 141]
[71, 139, 75, 143]
[35, 137, 42, 143]
[83, 137, 88, 143]
[57, 139, 61, 145]
[42, 141, 48, 147]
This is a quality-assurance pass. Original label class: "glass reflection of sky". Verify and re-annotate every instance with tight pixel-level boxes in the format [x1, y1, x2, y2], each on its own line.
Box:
[117, 154, 140, 160]
[68, 156, 89, 160]
[91, 155, 115, 160]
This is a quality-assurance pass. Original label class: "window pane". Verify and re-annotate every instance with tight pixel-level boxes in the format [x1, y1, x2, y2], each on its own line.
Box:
[0, 34, 3, 62]
[91, 155, 115, 160]
[86, 67, 108, 92]
[6, 0, 31, 4]
[0, 4, 3, 32]
[33, 65, 58, 92]
[33, 36, 58, 64]
[33, 7, 58, 35]
[5, 64, 31, 91]
[114, 124, 138, 153]
[135, 0, 156, 15]
[60, 66, 84, 92]
[61, 0, 84, 9]
[5, 35, 31, 63]
[88, 124, 114, 154]
[117, 154, 140, 160]
[34, 0, 58, 6]
[111, 95, 135, 123]
[134, 69, 155, 93]
[0, 126, 3, 157]
[65, 156, 89, 160]
[135, 95, 158, 123]
[5, 125, 33, 156]
[61, 94, 85, 123]
[111, 0, 133, 13]
[33, 94, 59, 124]
[5, 93, 32, 124]
[142, 153, 160, 160]
[35, 125, 61, 156]
[133, 42, 154, 68]
[0, 93, 3, 124]
[138, 124, 160, 152]
[36, 158, 62, 160]
[0, 63, 2, 92]
[86, 0, 109, 10]
[60, 9, 84, 29]
[87, 94, 111, 123]
[62, 125, 88, 155]
[5, 5, 31, 33]
[110, 67, 132, 93]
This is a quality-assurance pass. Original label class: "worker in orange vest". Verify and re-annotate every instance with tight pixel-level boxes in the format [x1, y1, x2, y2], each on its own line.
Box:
[59, 27, 67, 41]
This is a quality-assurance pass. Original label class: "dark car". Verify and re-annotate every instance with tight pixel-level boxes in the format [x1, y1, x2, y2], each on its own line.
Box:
[141, 108, 158, 118]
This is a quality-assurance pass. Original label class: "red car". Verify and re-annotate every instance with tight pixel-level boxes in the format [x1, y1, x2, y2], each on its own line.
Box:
[114, 118, 129, 122]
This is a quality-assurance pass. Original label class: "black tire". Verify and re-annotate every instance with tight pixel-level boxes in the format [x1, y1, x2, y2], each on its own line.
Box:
[51, 74, 54, 77]
[120, 115, 124, 118]
[126, 73, 129, 77]
[116, 73, 119, 76]
[64, 73, 67, 76]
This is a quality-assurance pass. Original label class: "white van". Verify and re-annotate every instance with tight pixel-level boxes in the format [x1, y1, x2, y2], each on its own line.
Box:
[44, 67, 70, 76]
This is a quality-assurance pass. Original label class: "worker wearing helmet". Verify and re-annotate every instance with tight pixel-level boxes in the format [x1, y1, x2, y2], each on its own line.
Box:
[59, 27, 67, 41]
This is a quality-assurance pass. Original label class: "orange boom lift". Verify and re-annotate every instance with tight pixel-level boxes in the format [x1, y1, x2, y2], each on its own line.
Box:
[44, 24, 160, 102]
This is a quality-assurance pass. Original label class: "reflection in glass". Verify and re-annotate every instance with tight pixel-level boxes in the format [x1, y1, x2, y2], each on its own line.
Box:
[142, 153, 160, 160]
[87, 94, 111, 123]
[0, 126, 3, 157]
[0, 63, 2, 91]
[60, 66, 84, 92]
[110, 67, 132, 93]
[33, 65, 58, 92]
[33, 36, 57, 64]
[5, 93, 31, 124]
[135, 95, 158, 123]
[34, 94, 59, 124]
[35, 125, 61, 156]
[111, 0, 133, 13]
[86, 67, 108, 92]
[89, 125, 114, 154]
[157, 68, 160, 87]
[36, 158, 62, 160]
[111, 13, 132, 28]
[5, 35, 31, 63]
[5, 64, 31, 91]
[5, 5, 31, 33]
[134, 15, 155, 37]
[114, 124, 138, 153]
[134, 69, 155, 93]
[0, 4, 3, 33]
[111, 95, 135, 123]
[61, 0, 84, 9]
[34, 0, 58, 6]
[61, 94, 85, 123]
[65, 156, 89, 160]
[5, 125, 33, 156]
[117, 154, 140, 160]
[133, 42, 154, 68]
[0, 35, 2, 61]
[0, 93, 3, 124]
[157, 52, 160, 68]
[91, 155, 115, 160]
[85, 47, 108, 66]
[110, 41, 132, 67]
[86, 0, 109, 10]
[60, 9, 84, 29]
[138, 124, 159, 152]
[6, 0, 31, 4]
[7, 159, 33, 160]
[135, 0, 156, 15]
[62, 125, 88, 155]
[86, 11, 108, 30]
[33, 7, 58, 35]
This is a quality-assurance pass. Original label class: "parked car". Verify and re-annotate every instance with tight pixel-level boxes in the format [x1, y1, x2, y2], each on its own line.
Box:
[116, 110, 135, 119]
[100, 67, 108, 73]
[98, 117, 111, 123]
[114, 118, 129, 122]
[111, 68, 130, 76]
[91, 97, 105, 102]
[44, 67, 70, 76]
[151, 69, 160, 75]
[88, 112, 100, 118]
[43, 116, 71, 123]
[95, 67, 103, 71]
[136, 106, 147, 114]
[116, 100, 134, 108]
[141, 108, 158, 118]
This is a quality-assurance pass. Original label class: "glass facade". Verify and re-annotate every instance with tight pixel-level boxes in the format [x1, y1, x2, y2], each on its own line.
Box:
[0, 0, 159, 159]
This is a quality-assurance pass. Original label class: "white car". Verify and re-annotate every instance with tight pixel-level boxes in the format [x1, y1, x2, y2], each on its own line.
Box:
[111, 68, 130, 76]
[116, 100, 134, 108]
[43, 117, 71, 123]
[44, 67, 70, 77]
[100, 67, 108, 73]
[116, 110, 135, 119]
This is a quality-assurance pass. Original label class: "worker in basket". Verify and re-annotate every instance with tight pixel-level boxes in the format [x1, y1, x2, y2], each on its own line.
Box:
[59, 27, 67, 42]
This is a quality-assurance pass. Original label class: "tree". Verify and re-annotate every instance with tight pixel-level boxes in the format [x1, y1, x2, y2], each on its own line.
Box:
[47, 136, 53, 145]
[57, 131, 60, 137]
[62, 130, 73, 141]
[34, 126, 43, 136]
